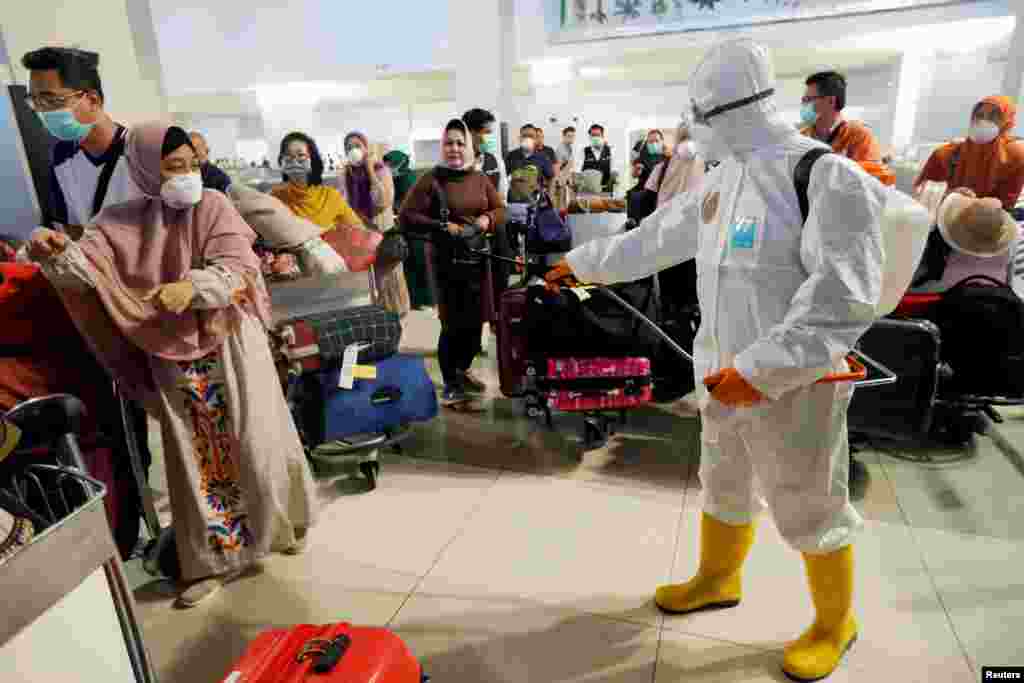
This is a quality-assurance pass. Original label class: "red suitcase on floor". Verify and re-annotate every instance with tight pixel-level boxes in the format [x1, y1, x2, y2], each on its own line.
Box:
[541, 357, 653, 412]
[496, 287, 529, 397]
[221, 622, 424, 682]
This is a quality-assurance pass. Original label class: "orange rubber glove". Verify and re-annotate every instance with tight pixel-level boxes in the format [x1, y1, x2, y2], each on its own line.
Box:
[544, 258, 578, 292]
[703, 368, 766, 408]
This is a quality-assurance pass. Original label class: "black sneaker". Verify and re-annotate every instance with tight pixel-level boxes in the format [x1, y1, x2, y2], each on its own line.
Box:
[441, 384, 470, 406]
[460, 371, 487, 395]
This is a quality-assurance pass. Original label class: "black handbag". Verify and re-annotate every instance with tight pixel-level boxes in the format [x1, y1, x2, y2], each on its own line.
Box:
[375, 230, 410, 271]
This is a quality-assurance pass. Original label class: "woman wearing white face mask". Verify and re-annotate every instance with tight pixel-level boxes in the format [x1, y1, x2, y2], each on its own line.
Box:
[337, 131, 409, 315]
[645, 123, 706, 208]
[914, 95, 1024, 212]
[26, 122, 318, 608]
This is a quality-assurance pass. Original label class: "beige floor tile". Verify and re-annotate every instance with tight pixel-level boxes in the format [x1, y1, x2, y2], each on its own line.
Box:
[655, 628, 829, 682]
[848, 448, 908, 524]
[417, 473, 684, 627]
[392, 593, 659, 682]
[136, 557, 418, 682]
[876, 431, 1024, 540]
[411, 398, 699, 496]
[313, 455, 501, 576]
[914, 527, 1024, 674]
[661, 506, 973, 679]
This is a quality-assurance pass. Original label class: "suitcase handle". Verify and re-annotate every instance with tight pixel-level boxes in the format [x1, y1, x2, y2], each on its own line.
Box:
[296, 634, 352, 673]
[371, 386, 403, 405]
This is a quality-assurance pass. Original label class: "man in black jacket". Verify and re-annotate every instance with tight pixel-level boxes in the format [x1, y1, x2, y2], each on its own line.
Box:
[582, 123, 613, 193]
[189, 131, 232, 194]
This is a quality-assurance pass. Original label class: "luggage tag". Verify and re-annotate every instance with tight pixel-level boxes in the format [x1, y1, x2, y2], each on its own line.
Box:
[569, 286, 595, 302]
[339, 343, 371, 390]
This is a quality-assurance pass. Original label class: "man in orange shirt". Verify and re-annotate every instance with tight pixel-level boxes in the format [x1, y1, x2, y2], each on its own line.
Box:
[801, 71, 894, 185]
[801, 71, 881, 162]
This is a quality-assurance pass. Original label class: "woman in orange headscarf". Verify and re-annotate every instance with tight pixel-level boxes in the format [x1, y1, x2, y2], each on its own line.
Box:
[914, 95, 1024, 211]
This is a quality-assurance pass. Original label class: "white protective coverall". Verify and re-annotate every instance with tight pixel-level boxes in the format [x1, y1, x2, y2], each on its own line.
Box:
[565, 41, 887, 554]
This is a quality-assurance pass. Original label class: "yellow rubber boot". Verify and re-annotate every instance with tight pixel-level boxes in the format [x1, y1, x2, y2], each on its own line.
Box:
[782, 545, 858, 681]
[655, 513, 755, 614]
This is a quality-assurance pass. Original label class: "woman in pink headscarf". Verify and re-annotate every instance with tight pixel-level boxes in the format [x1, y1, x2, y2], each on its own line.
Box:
[26, 122, 317, 608]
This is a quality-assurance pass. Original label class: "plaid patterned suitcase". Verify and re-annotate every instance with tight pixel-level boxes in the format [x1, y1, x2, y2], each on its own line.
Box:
[277, 305, 402, 373]
[541, 357, 653, 412]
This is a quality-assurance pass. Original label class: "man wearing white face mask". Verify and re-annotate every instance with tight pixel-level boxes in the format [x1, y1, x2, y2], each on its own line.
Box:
[914, 95, 1024, 212]
[546, 39, 886, 681]
[505, 126, 554, 203]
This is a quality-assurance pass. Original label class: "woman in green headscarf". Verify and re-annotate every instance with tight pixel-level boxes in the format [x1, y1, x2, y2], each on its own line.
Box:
[383, 150, 416, 210]
[385, 150, 434, 309]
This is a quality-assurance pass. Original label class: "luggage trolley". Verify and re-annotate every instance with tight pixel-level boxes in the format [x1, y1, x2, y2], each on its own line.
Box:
[850, 239, 1024, 453]
[271, 268, 424, 489]
[1, 394, 157, 682]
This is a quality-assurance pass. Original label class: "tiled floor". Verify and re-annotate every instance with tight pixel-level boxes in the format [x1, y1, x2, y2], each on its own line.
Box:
[128, 309, 1023, 682]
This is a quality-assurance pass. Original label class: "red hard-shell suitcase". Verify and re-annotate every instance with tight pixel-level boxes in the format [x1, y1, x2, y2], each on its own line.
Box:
[541, 357, 653, 412]
[497, 288, 529, 397]
[847, 317, 941, 441]
[221, 622, 423, 683]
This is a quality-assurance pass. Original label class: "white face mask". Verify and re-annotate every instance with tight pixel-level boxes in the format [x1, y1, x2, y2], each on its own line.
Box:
[521, 139, 536, 153]
[161, 173, 203, 209]
[969, 120, 1000, 145]
[347, 147, 365, 165]
[675, 140, 696, 160]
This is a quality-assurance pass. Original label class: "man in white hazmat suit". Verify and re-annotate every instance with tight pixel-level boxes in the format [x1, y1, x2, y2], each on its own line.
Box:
[547, 39, 886, 681]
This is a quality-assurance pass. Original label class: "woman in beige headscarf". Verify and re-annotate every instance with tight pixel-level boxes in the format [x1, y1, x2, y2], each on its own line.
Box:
[645, 121, 706, 206]
[25, 122, 317, 608]
[399, 119, 504, 408]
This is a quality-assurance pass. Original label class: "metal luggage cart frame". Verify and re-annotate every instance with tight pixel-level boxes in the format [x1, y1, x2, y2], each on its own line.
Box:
[0, 421, 157, 682]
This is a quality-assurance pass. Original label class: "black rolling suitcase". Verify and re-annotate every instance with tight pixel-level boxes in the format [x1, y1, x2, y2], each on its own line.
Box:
[847, 318, 942, 441]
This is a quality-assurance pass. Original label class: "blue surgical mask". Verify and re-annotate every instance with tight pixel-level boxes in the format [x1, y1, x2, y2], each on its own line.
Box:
[800, 103, 818, 126]
[647, 142, 663, 156]
[37, 109, 94, 143]
[480, 134, 498, 155]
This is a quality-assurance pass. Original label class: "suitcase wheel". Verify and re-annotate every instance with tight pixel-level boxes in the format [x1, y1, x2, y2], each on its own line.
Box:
[582, 418, 608, 452]
[360, 461, 380, 490]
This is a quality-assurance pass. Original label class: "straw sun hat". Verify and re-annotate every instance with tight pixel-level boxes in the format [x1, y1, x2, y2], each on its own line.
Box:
[936, 192, 1017, 258]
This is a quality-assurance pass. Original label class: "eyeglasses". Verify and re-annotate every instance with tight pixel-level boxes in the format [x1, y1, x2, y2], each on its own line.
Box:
[25, 90, 85, 112]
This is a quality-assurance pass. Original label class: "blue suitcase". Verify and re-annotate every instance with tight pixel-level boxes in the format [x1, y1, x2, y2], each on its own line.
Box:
[319, 353, 438, 440]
